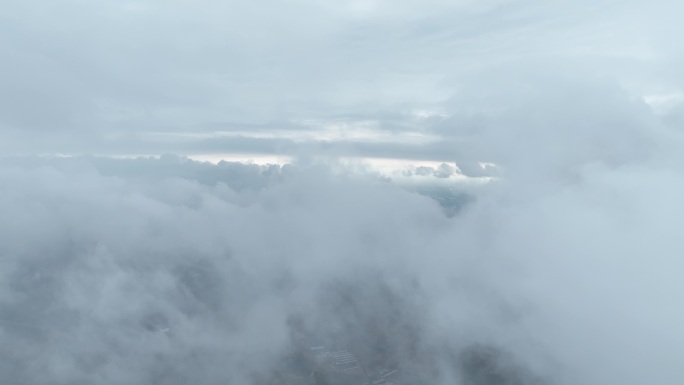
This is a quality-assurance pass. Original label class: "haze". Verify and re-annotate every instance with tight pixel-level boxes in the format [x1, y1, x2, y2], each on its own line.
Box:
[1, 1, 683, 384]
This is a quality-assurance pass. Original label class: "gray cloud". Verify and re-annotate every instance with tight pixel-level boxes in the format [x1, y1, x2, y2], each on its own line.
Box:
[2, 0, 682, 160]
[1, 132, 684, 384]
[2, 1, 684, 384]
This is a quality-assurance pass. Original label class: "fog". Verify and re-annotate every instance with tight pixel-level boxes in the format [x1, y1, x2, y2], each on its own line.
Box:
[2, 134, 684, 384]
[2, 0, 684, 384]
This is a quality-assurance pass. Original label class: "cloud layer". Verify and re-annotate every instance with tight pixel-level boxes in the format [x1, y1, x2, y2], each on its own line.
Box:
[2, 1, 684, 384]
[1, 126, 684, 383]
[2, 0, 683, 162]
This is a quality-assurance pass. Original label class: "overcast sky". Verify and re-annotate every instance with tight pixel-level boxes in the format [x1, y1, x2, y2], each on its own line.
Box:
[2, 2, 684, 384]
[2, 0, 683, 165]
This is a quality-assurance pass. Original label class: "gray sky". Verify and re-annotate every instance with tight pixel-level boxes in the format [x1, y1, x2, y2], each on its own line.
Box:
[2, 2, 684, 384]
[2, 0, 683, 165]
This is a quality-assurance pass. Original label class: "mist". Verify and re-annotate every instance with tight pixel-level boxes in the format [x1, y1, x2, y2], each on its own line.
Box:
[2, 135, 684, 384]
[2, 0, 684, 384]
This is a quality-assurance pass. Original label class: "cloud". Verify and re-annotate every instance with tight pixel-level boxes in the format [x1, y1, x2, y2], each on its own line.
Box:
[2, 124, 684, 384]
[2, 0, 682, 162]
[0, 156, 453, 383]
[2, 1, 684, 384]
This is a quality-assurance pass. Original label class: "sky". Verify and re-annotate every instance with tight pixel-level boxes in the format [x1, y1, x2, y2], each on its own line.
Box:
[2, 1, 684, 384]
[2, 0, 683, 168]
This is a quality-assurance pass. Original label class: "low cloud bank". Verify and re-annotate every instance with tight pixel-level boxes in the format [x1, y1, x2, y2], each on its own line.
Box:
[2, 119, 684, 384]
[2, 0, 684, 383]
